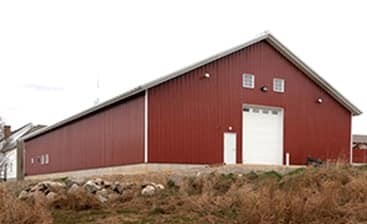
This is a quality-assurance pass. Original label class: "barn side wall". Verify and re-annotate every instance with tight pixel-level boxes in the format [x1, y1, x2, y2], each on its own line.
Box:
[24, 94, 145, 176]
[148, 41, 351, 165]
[353, 148, 367, 163]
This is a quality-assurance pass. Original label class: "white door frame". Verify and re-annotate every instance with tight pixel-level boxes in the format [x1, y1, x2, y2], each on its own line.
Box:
[242, 104, 284, 165]
[223, 132, 237, 164]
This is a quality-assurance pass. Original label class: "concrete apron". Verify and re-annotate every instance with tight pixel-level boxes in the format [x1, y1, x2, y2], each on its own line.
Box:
[24, 163, 305, 180]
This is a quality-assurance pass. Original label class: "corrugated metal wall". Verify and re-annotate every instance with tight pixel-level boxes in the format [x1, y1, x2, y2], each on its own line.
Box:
[24, 40, 352, 176]
[353, 149, 367, 163]
[148, 41, 351, 165]
[24, 94, 145, 175]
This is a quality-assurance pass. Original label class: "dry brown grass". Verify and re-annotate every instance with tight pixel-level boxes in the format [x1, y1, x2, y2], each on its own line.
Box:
[0, 185, 52, 224]
[4, 164, 367, 223]
[109, 164, 367, 223]
[50, 188, 102, 210]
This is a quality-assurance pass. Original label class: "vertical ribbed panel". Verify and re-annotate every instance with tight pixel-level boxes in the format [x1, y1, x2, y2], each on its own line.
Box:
[148, 41, 351, 165]
[24, 94, 145, 175]
[24, 40, 352, 176]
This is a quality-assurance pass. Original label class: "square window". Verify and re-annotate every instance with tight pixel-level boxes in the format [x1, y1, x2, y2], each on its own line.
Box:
[243, 74, 255, 88]
[41, 155, 45, 165]
[273, 78, 285, 92]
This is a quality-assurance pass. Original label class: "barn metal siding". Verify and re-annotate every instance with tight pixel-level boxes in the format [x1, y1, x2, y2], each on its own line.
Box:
[24, 94, 145, 175]
[148, 41, 351, 165]
[352, 149, 367, 163]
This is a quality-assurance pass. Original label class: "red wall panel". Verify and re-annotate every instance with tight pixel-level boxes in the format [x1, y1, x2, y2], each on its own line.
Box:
[353, 149, 367, 163]
[24, 94, 145, 175]
[148, 41, 351, 165]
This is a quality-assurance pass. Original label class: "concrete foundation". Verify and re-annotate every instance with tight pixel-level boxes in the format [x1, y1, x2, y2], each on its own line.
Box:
[24, 163, 207, 180]
[24, 163, 306, 180]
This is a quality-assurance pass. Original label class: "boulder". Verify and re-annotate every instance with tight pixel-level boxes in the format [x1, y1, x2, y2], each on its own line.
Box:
[84, 180, 101, 193]
[141, 185, 156, 196]
[41, 181, 66, 192]
[32, 191, 46, 201]
[68, 183, 80, 194]
[67, 177, 86, 186]
[104, 180, 112, 188]
[18, 190, 31, 200]
[46, 192, 58, 202]
[94, 178, 104, 186]
[96, 189, 109, 203]
[30, 183, 47, 193]
[111, 182, 123, 194]
[152, 183, 165, 190]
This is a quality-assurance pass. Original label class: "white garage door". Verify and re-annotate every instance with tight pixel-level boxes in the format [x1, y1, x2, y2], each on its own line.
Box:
[243, 106, 283, 165]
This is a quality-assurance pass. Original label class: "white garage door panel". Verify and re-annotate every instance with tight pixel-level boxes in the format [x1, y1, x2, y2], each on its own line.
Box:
[243, 106, 283, 165]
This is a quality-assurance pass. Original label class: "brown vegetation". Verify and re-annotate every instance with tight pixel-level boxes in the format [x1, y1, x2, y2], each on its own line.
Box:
[3, 164, 367, 223]
[0, 184, 52, 224]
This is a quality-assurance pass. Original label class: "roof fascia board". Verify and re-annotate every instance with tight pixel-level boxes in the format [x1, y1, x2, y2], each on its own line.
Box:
[23, 32, 362, 141]
[22, 87, 145, 141]
[141, 33, 270, 90]
[22, 33, 270, 142]
[265, 34, 362, 115]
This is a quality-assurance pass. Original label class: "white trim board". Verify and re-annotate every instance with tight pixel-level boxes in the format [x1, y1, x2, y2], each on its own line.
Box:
[144, 89, 148, 163]
[22, 32, 362, 141]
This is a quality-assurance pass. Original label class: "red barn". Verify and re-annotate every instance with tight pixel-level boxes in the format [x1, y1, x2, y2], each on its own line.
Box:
[22, 33, 362, 177]
[352, 135, 367, 163]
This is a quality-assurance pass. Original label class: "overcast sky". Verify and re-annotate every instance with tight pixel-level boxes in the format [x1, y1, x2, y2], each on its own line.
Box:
[0, 0, 366, 134]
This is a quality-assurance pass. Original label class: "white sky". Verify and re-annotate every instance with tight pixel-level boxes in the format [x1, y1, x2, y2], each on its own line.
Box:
[0, 0, 366, 134]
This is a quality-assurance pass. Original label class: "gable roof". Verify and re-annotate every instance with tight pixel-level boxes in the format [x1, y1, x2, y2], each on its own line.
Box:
[22, 32, 362, 141]
[1, 123, 46, 153]
[353, 135, 367, 144]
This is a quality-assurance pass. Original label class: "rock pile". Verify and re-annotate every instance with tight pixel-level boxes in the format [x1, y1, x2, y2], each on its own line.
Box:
[141, 182, 165, 196]
[18, 180, 66, 201]
[18, 177, 166, 203]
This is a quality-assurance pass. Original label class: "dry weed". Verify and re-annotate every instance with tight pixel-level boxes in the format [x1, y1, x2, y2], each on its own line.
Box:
[0, 184, 52, 224]
[50, 188, 101, 210]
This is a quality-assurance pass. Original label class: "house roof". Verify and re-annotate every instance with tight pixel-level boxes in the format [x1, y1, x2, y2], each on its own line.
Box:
[1, 124, 45, 153]
[22, 32, 362, 141]
[353, 135, 367, 144]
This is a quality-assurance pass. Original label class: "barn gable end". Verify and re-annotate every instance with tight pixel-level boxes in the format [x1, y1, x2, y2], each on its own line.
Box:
[22, 33, 361, 177]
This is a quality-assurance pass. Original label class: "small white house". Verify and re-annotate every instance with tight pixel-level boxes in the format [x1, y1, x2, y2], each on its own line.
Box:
[0, 123, 45, 181]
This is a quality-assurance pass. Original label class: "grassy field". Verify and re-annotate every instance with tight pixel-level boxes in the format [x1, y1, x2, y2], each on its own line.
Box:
[2, 164, 367, 223]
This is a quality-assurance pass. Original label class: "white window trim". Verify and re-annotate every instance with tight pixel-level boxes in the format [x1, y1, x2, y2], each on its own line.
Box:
[273, 78, 285, 93]
[243, 73, 255, 89]
[45, 154, 49, 164]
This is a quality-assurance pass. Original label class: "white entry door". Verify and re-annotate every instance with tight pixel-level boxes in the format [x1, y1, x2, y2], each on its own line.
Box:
[224, 132, 237, 164]
[243, 106, 283, 165]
